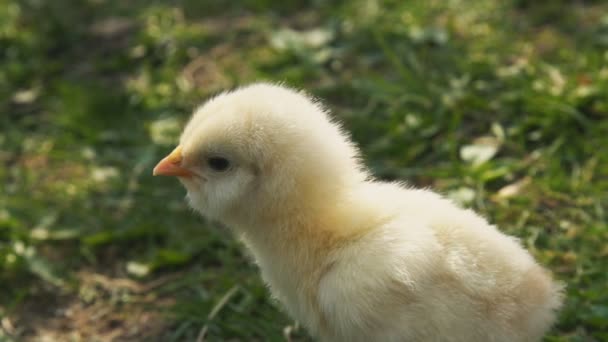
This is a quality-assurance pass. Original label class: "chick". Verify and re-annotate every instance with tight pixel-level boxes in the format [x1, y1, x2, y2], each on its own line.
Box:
[153, 83, 563, 342]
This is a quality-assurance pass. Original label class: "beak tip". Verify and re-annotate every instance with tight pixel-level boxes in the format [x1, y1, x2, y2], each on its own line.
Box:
[152, 163, 167, 177]
[153, 146, 193, 178]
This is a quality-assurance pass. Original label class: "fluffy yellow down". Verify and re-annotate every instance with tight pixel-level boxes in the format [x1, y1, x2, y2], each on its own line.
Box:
[162, 83, 563, 342]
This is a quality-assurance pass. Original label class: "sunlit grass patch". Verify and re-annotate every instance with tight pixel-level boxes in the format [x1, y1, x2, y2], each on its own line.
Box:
[1, 0, 607, 340]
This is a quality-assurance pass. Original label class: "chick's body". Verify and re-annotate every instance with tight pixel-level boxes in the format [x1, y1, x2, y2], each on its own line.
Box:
[154, 83, 562, 342]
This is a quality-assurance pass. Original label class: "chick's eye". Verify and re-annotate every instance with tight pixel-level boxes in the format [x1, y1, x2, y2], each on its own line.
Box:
[207, 156, 230, 172]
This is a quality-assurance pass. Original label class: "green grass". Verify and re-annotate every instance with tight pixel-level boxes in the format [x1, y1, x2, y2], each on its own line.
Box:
[1, 0, 607, 340]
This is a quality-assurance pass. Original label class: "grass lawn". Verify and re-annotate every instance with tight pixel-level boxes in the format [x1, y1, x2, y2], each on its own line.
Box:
[1, 0, 607, 340]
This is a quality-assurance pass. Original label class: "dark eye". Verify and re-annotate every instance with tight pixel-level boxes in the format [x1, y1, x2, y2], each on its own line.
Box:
[207, 156, 230, 172]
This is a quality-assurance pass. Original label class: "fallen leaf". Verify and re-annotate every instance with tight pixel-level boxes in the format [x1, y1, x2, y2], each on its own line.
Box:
[460, 136, 500, 166]
[495, 177, 531, 199]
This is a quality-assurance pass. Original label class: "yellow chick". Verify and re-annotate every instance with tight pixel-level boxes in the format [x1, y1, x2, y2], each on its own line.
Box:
[153, 83, 563, 341]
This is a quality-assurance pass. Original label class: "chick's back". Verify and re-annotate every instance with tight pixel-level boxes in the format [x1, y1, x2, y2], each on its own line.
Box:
[317, 182, 563, 342]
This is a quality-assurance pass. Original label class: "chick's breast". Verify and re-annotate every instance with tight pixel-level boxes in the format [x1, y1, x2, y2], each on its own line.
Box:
[315, 184, 562, 342]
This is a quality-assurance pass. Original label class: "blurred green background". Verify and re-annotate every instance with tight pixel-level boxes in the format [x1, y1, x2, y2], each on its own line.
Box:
[1, 0, 607, 340]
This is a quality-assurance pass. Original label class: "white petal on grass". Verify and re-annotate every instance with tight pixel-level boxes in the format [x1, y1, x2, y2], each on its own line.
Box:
[81, 146, 96, 160]
[270, 28, 333, 51]
[12, 88, 39, 104]
[491, 122, 505, 142]
[447, 187, 476, 206]
[13, 241, 25, 254]
[6, 254, 16, 264]
[30, 228, 49, 240]
[460, 137, 500, 166]
[573, 85, 595, 98]
[149, 117, 181, 146]
[547, 66, 565, 96]
[31, 228, 80, 241]
[312, 48, 333, 64]
[127, 261, 151, 277]
[495, 177, 531, 199]
[0, 209, 9, 221]
[91, 166, 120, 183]
[405, 113, 421, 128]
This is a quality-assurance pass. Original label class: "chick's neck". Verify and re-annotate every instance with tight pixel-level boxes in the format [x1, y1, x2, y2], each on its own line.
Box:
[230, 182, 379, 278]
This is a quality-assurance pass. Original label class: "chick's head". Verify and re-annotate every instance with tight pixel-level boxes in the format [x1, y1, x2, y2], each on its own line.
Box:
[153, 83, 365, 226]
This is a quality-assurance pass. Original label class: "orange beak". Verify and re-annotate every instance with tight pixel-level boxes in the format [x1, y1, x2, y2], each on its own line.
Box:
[153, 145, 194, 178]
